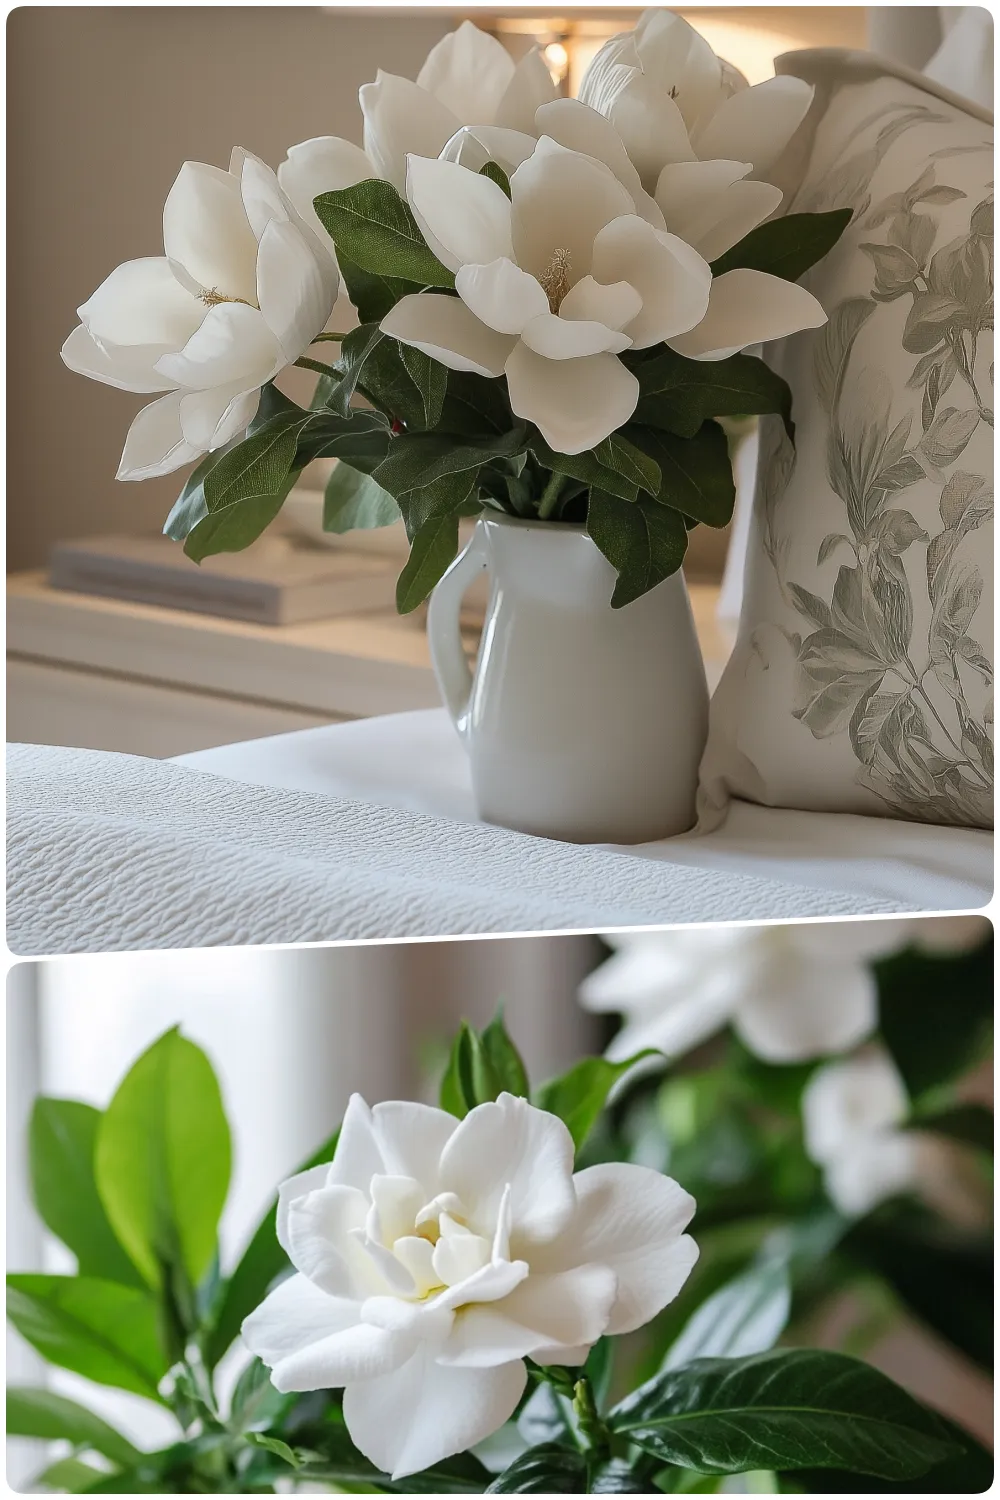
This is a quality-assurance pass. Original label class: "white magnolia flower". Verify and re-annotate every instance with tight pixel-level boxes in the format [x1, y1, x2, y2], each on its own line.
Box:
[578, 9, 814, 189]
[242, 1091, 697, 1479]
[61, 149, 338, 481]
[580, 922, 919, 1065]
[381, 140, 824, 453]
[278, 19, 559, 234]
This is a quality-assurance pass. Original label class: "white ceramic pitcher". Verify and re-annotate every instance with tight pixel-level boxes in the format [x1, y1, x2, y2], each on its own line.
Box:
[427, 512, 709, 844]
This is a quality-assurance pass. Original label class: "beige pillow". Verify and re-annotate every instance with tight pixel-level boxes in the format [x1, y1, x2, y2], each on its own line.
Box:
[698, 50, 993, 830]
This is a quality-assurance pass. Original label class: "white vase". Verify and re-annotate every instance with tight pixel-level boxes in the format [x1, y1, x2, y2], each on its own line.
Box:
[427, 513, 709, 844]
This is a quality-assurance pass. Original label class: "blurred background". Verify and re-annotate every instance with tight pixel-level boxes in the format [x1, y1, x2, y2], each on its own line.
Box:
[7, 921, 993, 1487]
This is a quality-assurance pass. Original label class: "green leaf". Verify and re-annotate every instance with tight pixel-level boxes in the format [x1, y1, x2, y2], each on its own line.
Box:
[438, 370, 512, 437]
[481, 1009, 531, 1097]
[183, 483, 294, 562]
[7, 1387, 142, 1467]
[202, 413, 305, 514]
[32, 1456, 111, 1492]
[480, 161, 512, 198]
[631, 348, 794, 441]
[661, 1260, 791, 1371]
[439, 1021, 509, 1118]
[6, 1275, 166, 1400]
[398, 343, 448, 428]
[875, 940, 992, 1098]
[527, 434, 638, 504]
[626, 422, 736, 527]
[323, 461, 401, 533]
[93, 1029, 231, 1291]
[710, 209, 853, 282]
[536, 1052, 657, 1152]
[395, 477, 480, 613]
[314, 179, 455, 288]
[790, 1414, 993, 1493]
[586, 489, 688, 607]
[610, 1350, 958, 1479]
[356, 338, 429, 429]
[246, 1432, 302, 1468]
[29, 1099, 143, 1288]
[162, 453, 214, 541]
[203, 1129, 339, 1370]
[335, 250, 422, 323]
[229, 1355, 294, 1433]
[590, 1459, 650, 1493]
[375, 428, 526, 502]
[486, 1443, 587, 1493]
[325, 323, 385, 417]
[907, 1102, 993, 1152]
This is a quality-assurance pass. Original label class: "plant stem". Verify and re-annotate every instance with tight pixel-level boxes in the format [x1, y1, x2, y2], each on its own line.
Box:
[573, 1377, 610, 1460]
[295, 355, 337, 377]
[312, 331, 351, 342]
[537, 469, 566, 520]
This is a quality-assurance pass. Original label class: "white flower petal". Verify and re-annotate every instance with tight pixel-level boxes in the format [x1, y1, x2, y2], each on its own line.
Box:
[417, 20, 514, 125]
[510, 137, 636, 283]
[592, 216, 711, 347]
[61, 323, 177, 394]
[577, 32, 640, 117]
[607, 75, 696, 187]
[361, 71, 461, 192]
[655, 160, 782, 260]
[78, 258, 204, 351]
[256, 217, 336, 362]
[505, 344, 638, 454]
[440, 1092, 576, 1249]
[368, 1100, 458, 1191]
[496, 47, 560, 132]
[439, 1265, 617, 1368]
[520, 312, 631, 359]
[439, 125, 538, 176]
[797, 920, 912, 963]
[633, 10, 723, 135]
[824, 1133, 919, 1218]
[668, 268, 827, 360]
[242, 1273, 404, 1392]
[382, 293, 515, 377]
[162, 161, 258, 305]
[603, 988, 735, 1063]
[326, 1094, 386, 1193]
[802, 1050, 909, 1165]
[116, 391, 201, 481]
[734, 954, 877, 1062]
[154, 302, 281, 390]
[276, 1163, 332, 1256]
[692, 76, 814, 175]
[242, 1272, 360, 1367]
[343, 1347, 527, 1481]
[534, 99, 664, 227]
[560, 275, 643, 331]
[278, 136, 375, 240]
[178, 383, 260, 451]
[455, 257, 549, 334]
[541, 1163, 698, 1335]
[286, 1184, 377, 1297]
[406, 154, 514, 273]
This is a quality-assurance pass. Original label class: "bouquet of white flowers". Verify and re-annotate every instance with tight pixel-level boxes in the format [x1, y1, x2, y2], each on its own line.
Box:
[62, 12, 851, 610]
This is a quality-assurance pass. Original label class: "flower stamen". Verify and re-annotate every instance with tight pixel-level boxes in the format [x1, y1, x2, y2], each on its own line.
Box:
[199, 287, 253, 308]
[539, 247, 572, 313]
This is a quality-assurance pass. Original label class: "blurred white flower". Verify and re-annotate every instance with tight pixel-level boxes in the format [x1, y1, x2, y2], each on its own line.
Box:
[802, 1048, 922, 1217]
[579, 921, 919, 1065]
[61, 149, 338, 480]
[242, 1091, 697, 1479]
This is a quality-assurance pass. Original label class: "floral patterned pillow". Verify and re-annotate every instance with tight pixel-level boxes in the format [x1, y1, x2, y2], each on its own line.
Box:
[699, 52, 993, 830]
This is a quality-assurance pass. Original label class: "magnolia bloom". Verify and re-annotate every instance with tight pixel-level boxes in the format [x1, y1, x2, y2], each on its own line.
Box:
[278, 19, 559, 232]
[382, 140, 824, 452]
[579, 921, 927, 1065]
[242, 1092, 697, 1479]
[61, 149, 338, 481]
[578, 9, 814, 189]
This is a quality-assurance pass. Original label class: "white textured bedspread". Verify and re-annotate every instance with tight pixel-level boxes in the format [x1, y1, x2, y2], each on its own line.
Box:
[7, 742, 908, 955]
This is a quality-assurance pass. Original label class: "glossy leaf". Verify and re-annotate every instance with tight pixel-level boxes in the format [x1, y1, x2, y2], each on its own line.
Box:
[610, 1350, 958, 1479]
[375, 428, 526, 501]
[789, 1414, 993, 1493]
[711, 209, 853, 282]
[586, 489, 688, 607]
[536, 1052, 657, 1152]
[661, 1259, 791, 1371]
[183, 483, 294, 562]
[487, 1443, 587, 1493]
[314, 179, 455, 288]
[335, 250, 422, 323]
[627, 422, 736, 527]
[395, 475, 480, 613]
[481, 1009, 531, 1098]
[630, 349, 794, 441]
[325, 323, 385, 417]
[440, 1014, 529, 1118]
[7, 1387, 142, 1467]
[6, 1274, 166, 1400]
[323, 461, 401, 533]
[398, 343, 449, 428]
[94, 1029, 231, 1290]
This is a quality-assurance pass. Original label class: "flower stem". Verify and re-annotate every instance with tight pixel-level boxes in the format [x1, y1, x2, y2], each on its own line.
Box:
[573, 1377, 610, 1459]
[312, 331, 351, 342]
[295, 355, 337, 377]
[537, 469, 566, 520]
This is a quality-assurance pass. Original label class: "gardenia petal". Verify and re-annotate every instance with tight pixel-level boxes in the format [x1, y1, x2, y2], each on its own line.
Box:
[285, 1183, 375, 1297]
[823, 1133, 920, 1218]
[440, 125, 537, 176]
[154, 302, 282, 391]
[592, 216, 711, 347]
[734, 954, 877, 1063]
[256, 216, 336, 362]
[78, 258, 204, 351]
[60, 324, 177, 394]
[668, 268, 826, 360]
[417, 20, 514, 125]
[692, 75, 814, 175]
[455, 257, 549, 334]
[521, 312, 631, 359]
[361, 71, 460, 191]
[343, 1345, 527, 1480]
[241, 1273, 400, 1392]
[802, 1050, 909, 1165]
[406, 154, 514, 272]
[505, 344, 639, 454]
[278, 136, 375, 239]
[438, 1264, 618, 1367]
[382, 293, 515, 377]
[116, 391, 202, 481]
[510, 136, 636, 283]
[655, 160, 782, 260]
[162, 161, 258, 305]
[276, 1163, 331, 1255]
[495, 47, 560, 133]
[560, 275, 643, 331]
[534, 99, 665, 228]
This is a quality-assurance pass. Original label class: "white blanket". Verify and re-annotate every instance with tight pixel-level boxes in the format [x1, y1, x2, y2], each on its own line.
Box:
[7, 743, 908, 955]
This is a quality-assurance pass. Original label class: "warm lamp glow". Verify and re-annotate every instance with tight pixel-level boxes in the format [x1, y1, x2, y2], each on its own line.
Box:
[542, 39, 570, 84]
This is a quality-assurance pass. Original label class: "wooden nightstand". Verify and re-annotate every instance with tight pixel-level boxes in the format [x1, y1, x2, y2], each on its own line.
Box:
[7, 572, 732, 757]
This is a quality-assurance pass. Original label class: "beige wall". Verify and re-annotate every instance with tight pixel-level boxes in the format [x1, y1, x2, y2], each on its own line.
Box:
[7, 7, 449, 571]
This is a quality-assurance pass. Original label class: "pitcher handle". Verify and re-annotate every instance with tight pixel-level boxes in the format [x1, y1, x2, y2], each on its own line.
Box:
[427, 522, 489, 740]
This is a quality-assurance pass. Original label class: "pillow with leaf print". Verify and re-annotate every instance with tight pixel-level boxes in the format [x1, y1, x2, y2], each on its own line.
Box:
[698, 49, 993, 832]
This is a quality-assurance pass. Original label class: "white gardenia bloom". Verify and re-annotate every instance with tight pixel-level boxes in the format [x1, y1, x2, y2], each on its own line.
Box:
[242, 1091, 697, 1479]
[278, 19, 559, 231]
[381, 140, 824, 452]
[61, 149, 338, 481]
[580, 921, 917, 1065]
[802, 1048, 921, 1217]
[578, 9, 814, 188]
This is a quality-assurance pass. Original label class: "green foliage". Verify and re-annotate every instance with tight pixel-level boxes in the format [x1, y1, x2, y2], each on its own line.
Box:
[536, 1053, 658, 1152]
[660, 1259, 791, 1371]
[875, 939, 993, 1097]
[586, 490, 689, 607]
[629, 348, 794, 441]
[626, 422, 737, 527]
[440, 1009, 531, 1117]
[711, 210, 853, 282]
[7, 1387, 142, 1467]
[323, 460, 401, 533]
[6, 1275, 167, 1400]
[314, 178, 456, 288]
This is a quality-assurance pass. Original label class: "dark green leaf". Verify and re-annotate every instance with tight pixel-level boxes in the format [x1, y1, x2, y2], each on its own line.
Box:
[631, 348, 794, 441]
[203, 1128, 339, 1369]
[626, 422, 736, 527]
[29, 1099, 143, 1288]
[6, 1275, 166, 1400]
[711, 210, 853, 281]
[325, 323, 385, 417]
[536, 1052, 657, 1152]
[481, 1009, 531, 1098]
[356, 338, 428, 429]
[907, 1102, 993, 1152]
[528, 434, 639, 504]
[162, 453, 216, 540]
[610, 1350, 958, 1479]
[438, 370, 512, 437]
[875, 940, 992, 1098]
[7, 1387, 141, 1467]
[314, 179, 455, 288]
[590, 1459, 650, 1493]
[93, 1029, 231, 1290]
[440, 1021, 506, 1118]
[336, 250, 423, 323]
[183, 483, 294, 562]
[480, 162, 512, 198]
[660, 1259, 791, 1371]
[791, 1414, 993, 1493]
[323, 461, 401, 532]
[586, 489, 688, 607]
[396, 477, 481, 613]
[487, 1443, 587, 1493]
[375, 429, 525, 501]
[202, 413, 305, 513]
[397, 343, 449, 428]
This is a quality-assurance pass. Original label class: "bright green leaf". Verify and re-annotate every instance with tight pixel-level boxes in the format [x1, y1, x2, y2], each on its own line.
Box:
[314, 179, 455, 288]
[7, 1387, 142, 1467]
[586, 490, 688, 607]
[32, 1456, 111, 1492]
[6, 1275, 167, 1400]
[710, 209, 853, 282]
[246, 1432, 302, 1468]
[536, 1052, 657, 1152]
